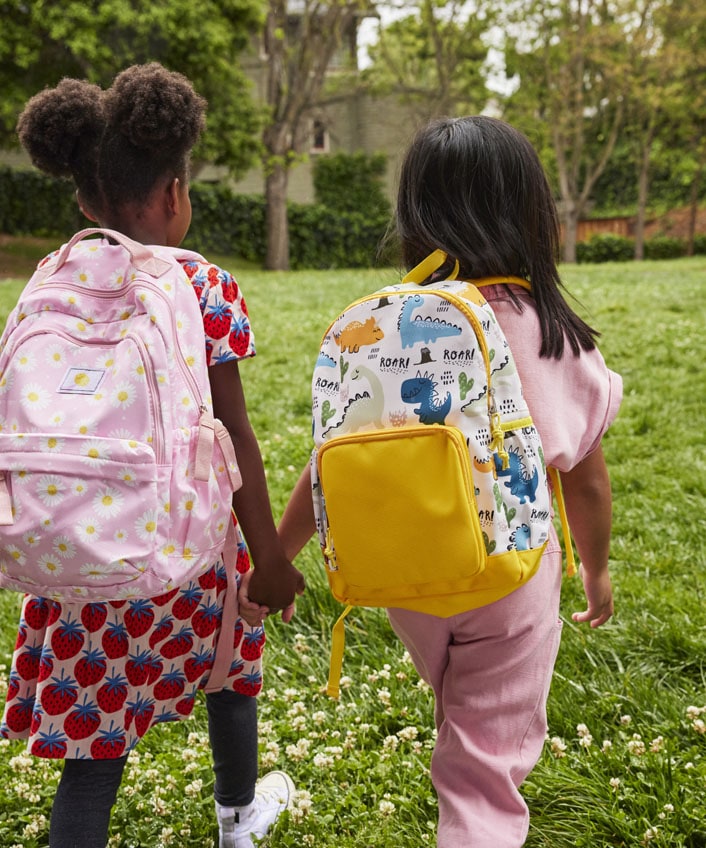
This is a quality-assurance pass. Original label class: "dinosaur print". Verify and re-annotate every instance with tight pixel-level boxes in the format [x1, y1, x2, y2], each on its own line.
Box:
[401, 371, 452, 425]
[334, 317, 384, 353]
[324, 366, 385, 435]
[398, 295, 462, 349]
[493, 447, 539, 504]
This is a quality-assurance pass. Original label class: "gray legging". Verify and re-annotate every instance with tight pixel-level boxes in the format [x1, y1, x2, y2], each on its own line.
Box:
[48, 690, 258, 848]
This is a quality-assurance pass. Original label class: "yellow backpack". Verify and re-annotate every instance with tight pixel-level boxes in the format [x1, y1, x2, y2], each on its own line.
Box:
[310, 251, 574, 697]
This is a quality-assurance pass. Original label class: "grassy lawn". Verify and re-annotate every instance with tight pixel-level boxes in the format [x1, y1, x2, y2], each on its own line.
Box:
[0, 253, 705, 846]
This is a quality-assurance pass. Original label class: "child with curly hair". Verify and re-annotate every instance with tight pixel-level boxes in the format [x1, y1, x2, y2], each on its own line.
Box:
[2, 64, 304, 848]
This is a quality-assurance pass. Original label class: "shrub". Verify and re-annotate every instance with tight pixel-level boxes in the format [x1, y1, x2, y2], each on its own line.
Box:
[0, 166, 83, 236]
[692, 234, 706, 255]
[576, 234, 635, 263]
[644, 235, 687, 260]
[313, 151, 390, 218]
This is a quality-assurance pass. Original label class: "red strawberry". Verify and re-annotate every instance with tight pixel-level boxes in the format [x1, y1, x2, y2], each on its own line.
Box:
[152, 587, 179, 607]
[125, 649, 152, 687]
[51, 614, 85, 661]
[226, 659, 244, 680]
[192, 602, 221, 639]
[109, 600, 127, 609]
[74, 647, 107, 688]
[203, 300, 231, 339]
[126, 695, 155, 737]
[231, 669, 262, 697]
[220, 276, 238, 303]
[233, 619, 244, 649]
[160, 626, 194, 659]
[215, 563, 228, 595]
[90, 722, 126, 759]
[171, 583, 204, 620]
[7, 671, 21, 700]
[38, 649, 54, 682]
[96, 671, 129, 713]
[153, 667, 186, 701]
[198, 567, 217, 591]
[235, 543, 250, 575]
[175, 691, 196, 716]
[228, 316, 251, 357]
[47, 602, 62, 626]
[41, 669, 79, 716]
[4, 695, 35, 732]
[24, 597, 50, 630]
[14, 623, 27, 651]
[124, 599, 155, 639]
[64, 695, 101, 740]
[146, 655, 163, 685]
[149, 614, 174, 649]
[184, 647, 214, 683]
[30, 705, 42, 735]
[16, 645, 43, 681]
[240, 628, 266, 662]
[102, 621, 129, 659]
[81, 603, 108, 633]
[30, 724, 68, 758]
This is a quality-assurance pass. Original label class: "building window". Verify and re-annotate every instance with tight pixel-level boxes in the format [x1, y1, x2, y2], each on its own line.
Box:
[311, 119, 329, 154]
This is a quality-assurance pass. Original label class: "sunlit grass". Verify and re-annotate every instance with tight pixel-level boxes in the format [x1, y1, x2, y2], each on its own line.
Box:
[0, 257, 705, 846]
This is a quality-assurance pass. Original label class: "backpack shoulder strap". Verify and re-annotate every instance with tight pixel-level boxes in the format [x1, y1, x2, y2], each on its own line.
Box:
[547, 467, 577, 578]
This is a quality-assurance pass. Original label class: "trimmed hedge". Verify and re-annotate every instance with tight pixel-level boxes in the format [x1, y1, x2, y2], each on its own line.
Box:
[577, 232, 706, 263]
[0, 167, 390, 270]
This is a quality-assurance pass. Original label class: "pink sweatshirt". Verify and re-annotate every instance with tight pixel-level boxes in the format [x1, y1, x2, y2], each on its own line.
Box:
[483, 285, 623, 472]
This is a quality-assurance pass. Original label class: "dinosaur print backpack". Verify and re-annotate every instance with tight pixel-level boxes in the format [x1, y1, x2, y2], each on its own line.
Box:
[0, 228, 242, 603]
[311, 250, 574, 697]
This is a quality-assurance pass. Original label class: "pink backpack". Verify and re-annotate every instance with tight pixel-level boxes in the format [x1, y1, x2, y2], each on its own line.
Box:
[0, 228, 242, 603]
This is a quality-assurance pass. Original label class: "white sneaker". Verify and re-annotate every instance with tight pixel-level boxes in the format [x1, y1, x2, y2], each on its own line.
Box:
[216, 771, 295, 848]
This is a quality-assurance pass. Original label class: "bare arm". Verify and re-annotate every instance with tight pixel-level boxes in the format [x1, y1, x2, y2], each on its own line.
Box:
[561, 445, 614, 628]
[278, 464, 317, 560]
[209, 360, 305, 612]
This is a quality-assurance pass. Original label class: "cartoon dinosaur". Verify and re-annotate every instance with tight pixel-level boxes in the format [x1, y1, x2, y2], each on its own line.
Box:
[398, 294, 462, 349]
[401, 372, 452, 425]
[493, 447, 539, 504]
[510, 523, 531, 551]
[324, 365, 385, 435]
[334, 316, 384, 353]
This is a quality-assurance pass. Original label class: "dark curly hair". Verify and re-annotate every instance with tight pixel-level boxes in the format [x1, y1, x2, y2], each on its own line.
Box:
[394, 116, 599, 359]
[99, 63, 206, 209]
[16, 78, 105, 216]
[16, 63, 206, 218]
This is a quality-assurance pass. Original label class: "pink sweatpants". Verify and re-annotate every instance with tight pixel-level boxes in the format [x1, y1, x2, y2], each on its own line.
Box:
[387, 548, 563, 848]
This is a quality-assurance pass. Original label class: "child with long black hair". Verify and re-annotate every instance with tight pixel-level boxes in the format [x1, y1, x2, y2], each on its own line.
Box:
[278, 115, 622, 846]
[2, 65, 304, 848]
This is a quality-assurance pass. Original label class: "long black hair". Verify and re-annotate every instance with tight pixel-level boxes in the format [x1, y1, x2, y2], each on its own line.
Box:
[393, 116, 598, 358]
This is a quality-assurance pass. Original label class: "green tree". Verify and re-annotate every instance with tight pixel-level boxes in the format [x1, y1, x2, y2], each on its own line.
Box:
[261, 0, 366, 270]
[0, 0, 263, 177]
[504, 0, 631, 262]
[363, 0, 494, 122]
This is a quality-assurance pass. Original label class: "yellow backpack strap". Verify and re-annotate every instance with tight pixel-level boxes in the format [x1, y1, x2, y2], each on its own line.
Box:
[327, 604, 354, 699]
[547, 467, 577, 577]
[474, 276, 532, 292]
[402, 249, 459, 284]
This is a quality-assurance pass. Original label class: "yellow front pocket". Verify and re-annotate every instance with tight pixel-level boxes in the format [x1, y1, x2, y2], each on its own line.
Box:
[317, 425, 486, 608]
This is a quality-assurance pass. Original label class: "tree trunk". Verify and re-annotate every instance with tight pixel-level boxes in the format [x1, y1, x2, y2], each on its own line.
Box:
[686, 158, 704, 257]
[562, 204, 580, 264]
[265, 161, 290, 271]
[634, 140, 652, 261]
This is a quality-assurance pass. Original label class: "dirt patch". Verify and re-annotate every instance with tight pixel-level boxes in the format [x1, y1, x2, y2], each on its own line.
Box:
[0, 235, 57, 279]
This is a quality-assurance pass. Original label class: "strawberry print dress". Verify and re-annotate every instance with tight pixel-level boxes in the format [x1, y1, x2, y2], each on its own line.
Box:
[1, 259, 266, 760]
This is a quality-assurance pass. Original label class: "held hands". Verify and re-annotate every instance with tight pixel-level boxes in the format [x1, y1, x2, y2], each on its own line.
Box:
[571, 565, 614, 629]
[238, 555, 305, 627]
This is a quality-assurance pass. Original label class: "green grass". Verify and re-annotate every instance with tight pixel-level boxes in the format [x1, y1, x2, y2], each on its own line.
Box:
[0, 257, 705, 846]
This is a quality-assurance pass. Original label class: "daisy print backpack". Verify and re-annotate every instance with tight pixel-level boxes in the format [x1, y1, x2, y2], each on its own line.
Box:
[0, 228, 242, 602]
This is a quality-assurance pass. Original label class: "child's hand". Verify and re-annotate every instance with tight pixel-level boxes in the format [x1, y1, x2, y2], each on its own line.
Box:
[571, 566, 613, 628]
[238, 568, 269, 627]
[247, 553, 305, 617]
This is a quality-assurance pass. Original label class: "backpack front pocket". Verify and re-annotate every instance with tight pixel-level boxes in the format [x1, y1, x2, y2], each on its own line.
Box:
[316, 425, 486, 607]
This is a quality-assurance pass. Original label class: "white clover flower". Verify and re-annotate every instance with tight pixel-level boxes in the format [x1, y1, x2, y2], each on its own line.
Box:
[283, 687, 299, 702]
[287, 700, 307, 716]
[643, 826, 659, 842]
[576, 723, 590, 737]
[379, 664, 392, 679]
[378, 687, 392, 707]
[663, 804, 674, 813]
[602, 740, 613, 752]
[339, 676, 353, 689]
[609, 777, 621, 791]
[302, 835, 315, 846]
[184, 779, 203, 797]
[379, 800, 396, 816]
[181, 748, 199, 762]
[549, 736, 567, 758]
[685, 761, 695, 770]
[620, 714, 632, 726]
[579, 734, 593, 748]
[686, 705, 703, 720]
[398, 726, 419, 742]
[383, 735, 399, 751]
[312, 710, 327, 724]
[628, 737, 646, 756]
[291, 715, 307, 731]
[313, 752, 335, 768]
[692, 719, 706, 734]
[650, 736, 665, 752]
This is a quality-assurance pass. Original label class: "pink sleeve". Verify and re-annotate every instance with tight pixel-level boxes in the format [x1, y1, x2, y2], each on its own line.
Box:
[485, 289, 622, 472]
